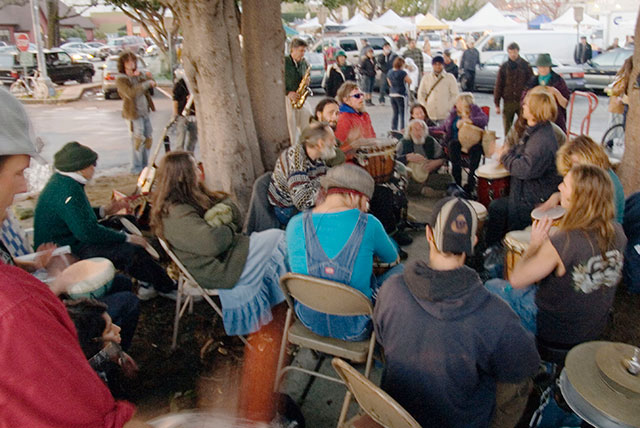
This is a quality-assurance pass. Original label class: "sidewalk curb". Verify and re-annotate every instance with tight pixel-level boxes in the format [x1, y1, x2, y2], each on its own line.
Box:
[18, 82, 101, 105]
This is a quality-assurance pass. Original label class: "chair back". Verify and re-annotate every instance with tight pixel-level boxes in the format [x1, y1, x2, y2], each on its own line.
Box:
[280, 273, 373, 317]
[332, 358, 421, 428]
[158, 238, 199, 285]
[481, 105, 490, 121]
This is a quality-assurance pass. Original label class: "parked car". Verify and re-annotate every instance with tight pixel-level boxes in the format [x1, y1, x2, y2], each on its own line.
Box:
[0, 49, 94, 85]
[106, 36, 146, 56]
[61, 47, 94, 62]
[102, 54, 152, 99]
[304, 51, 325, 89]
[582, 48, 633, 91]
[417, 32, 443, 51]
[472, 53, 585, 92]
[61, 42, 108, 60]
[311, 35, 396, 66]
[85, 42, 111, 60]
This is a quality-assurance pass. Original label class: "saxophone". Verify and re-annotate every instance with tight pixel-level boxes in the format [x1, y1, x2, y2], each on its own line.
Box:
[292, 63, 312, 109]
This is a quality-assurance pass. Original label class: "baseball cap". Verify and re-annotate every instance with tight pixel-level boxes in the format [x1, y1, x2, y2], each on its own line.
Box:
[432, 55, 444, 65]
[0, 88, 45, 163]
[428, 197, 477, 256]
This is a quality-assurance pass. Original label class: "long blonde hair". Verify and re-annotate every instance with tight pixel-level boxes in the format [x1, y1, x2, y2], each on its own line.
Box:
[556, 135, 610, 176]
[558, 164, 616, 255]
[150, 151, 228, 238]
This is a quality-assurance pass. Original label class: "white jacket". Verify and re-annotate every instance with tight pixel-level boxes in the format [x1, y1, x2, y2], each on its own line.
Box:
[417, 71, 459, 121]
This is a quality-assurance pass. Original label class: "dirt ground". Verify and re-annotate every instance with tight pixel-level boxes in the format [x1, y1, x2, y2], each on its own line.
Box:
[12, 173, 640, 424]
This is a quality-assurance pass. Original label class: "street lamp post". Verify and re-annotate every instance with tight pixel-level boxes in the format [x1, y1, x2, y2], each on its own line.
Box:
[29, 0, 54, 98]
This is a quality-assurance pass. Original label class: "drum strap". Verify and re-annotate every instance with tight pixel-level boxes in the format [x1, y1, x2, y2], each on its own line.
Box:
[425, 74, 444, 103]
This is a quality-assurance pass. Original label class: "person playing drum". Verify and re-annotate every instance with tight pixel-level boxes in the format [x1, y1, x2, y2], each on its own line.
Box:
[538, 135, 625, 224]
[286, 164, 401, 341]
[485, 88, 562, 248]
[435, 92, 488, 194]
[486, 165, 626, 354]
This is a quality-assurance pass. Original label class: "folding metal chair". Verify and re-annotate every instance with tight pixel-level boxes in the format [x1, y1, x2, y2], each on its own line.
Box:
[275, 273, 377, 428]
[332, 358, 421, 428]
[157, 238, 249, 350]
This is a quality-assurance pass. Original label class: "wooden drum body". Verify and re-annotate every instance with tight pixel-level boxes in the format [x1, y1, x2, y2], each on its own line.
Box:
[476, 162, 510, 208]
[355, 138, 397, 184]
[469, 200, 487, 237]
[503, 230, 531, 281]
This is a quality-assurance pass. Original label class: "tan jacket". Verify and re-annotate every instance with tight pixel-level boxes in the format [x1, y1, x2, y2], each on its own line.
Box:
[417, 71, 459, 121]
[116, 75, 155, 120]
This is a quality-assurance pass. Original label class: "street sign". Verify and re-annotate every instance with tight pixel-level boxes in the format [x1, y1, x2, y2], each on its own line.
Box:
[15, 33, 30, 52]
[574, 6, 584, 24]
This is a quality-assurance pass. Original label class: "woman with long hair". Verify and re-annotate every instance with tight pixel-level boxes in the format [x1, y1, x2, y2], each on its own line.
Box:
[151, 152, 288, 336]
[486, 164, 626, 350]
[539, 134, 625, 223]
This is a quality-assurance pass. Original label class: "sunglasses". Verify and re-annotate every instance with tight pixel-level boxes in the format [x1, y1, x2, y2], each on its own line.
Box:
[350, 93, 364, 99]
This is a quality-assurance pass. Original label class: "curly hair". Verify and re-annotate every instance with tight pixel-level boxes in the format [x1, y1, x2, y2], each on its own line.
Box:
[117, 51, 137, 74]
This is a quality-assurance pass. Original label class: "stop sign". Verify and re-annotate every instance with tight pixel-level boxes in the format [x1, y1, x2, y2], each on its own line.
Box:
[15, 33, 30, 52]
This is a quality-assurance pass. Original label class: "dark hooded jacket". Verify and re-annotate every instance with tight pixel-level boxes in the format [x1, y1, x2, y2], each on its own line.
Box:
[374, 260, 539, 428]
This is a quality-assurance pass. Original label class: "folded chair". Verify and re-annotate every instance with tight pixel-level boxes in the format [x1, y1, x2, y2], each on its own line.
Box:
[275, 273, 377, 428]
[157, 238, 249, 350]
[331, 358, 421, 428]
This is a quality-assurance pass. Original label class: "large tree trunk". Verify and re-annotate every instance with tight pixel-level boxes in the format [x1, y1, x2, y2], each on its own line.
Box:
[618, 9, 640, 195]
[241, 0, 289, 171]
[170, 0, 264, 209]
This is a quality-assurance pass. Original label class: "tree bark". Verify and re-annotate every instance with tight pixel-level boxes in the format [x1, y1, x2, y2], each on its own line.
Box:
[169, 0, 264, 209]
[46, 0, 59, 48]
[241, 0, 289, 171]
[618, 9, 640, 195]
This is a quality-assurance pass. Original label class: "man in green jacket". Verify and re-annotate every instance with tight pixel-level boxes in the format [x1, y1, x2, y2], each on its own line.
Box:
[34, 142, 175, 299]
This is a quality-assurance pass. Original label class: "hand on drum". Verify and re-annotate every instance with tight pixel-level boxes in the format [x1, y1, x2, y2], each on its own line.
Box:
[104, 198, 131, 216]
[530, 216, 553, 250]
[538, 192, 561, 212]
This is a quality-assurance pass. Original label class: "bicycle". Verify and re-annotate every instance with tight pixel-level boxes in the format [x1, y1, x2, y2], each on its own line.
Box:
[601, 122, 625, 157]
[9, 70, 49, 99]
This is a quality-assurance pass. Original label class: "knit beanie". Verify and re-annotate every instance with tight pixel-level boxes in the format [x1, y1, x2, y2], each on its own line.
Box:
[54, 142, 98, 172]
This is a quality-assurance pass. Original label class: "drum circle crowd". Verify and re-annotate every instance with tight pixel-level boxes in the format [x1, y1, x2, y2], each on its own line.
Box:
[0, 40, 638, 428]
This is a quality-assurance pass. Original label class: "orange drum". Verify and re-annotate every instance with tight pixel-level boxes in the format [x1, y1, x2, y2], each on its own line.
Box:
[354, 138, 397, 184]
[531, 206, 566, 227]
[503, 229, 531, 281]
[476, 162, 510, 208]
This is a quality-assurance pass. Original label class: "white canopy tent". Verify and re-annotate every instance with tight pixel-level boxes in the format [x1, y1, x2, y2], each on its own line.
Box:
[543, 7, 602, 30]
[343, 13, 372, 27]
[373, 9, 416, 32]
[296, 16, 339, 32]
[340, 21, 397, 34]
[452, 2, 525, 33]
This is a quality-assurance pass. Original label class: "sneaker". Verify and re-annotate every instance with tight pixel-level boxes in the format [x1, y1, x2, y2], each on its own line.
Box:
[136, 285, 158, 301]
[158, 290, 178, 301]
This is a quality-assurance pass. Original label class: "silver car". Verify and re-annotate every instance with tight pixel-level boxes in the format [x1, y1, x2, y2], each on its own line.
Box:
[473, 53, 586, 92]
[582, 48, 633, 91]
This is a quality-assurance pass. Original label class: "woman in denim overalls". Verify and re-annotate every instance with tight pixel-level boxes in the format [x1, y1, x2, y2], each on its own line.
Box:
[286, 164, 403, 341]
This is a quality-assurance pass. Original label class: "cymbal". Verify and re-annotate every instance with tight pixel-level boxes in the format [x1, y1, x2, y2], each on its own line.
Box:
[562, 341, 640, 427]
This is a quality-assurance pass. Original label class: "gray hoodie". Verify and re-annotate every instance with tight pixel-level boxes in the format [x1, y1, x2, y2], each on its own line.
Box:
[374, 259, 540, 427]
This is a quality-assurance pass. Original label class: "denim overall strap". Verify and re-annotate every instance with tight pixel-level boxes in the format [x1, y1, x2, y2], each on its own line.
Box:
[303, 210, 368, 284]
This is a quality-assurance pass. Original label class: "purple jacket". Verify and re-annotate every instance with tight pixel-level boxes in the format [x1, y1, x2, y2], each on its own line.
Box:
[435, 104, 488, 145]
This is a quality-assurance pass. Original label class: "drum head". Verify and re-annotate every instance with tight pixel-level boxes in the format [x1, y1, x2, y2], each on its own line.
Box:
[561, 341, 640, 427]
[531, 206, 566, 221]
[64, 257, 116, 299]
[469, 200, 487, 221]
[148, 411, 270, 428]
[504, 230, 531, 252]
[476, 162, 510, 179]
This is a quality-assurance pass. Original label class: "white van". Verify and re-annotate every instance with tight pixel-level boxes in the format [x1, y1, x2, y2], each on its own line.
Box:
[475, 31, 584, 65]
[311, 35, 396, 65]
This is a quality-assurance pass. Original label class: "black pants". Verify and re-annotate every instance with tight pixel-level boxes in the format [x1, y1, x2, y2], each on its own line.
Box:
[370, 184, 404, 235]
[485, 197, 533, 247]
[449, 139, 483, 188]
[463, 69, 475, 91]
[390, 96, 405, 131]
[75, 241, 175, 293]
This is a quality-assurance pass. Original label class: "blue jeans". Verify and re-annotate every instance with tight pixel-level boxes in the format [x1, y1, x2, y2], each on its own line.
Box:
[128, 116, 152, 173]
[485, 279, 538, 334]
[274, 206, 297, 226]
[379, 76, 389, 102]
[363, 75, 375, 94]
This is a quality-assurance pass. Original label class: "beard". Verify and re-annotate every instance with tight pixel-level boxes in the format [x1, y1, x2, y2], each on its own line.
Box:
[411, 134, 427, 145]
[320, 145, 337, 160]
